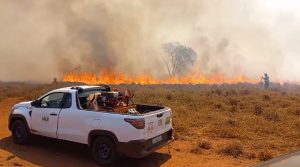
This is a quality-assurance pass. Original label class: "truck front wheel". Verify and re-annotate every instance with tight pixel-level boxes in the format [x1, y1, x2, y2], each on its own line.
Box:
[91, 136, 117, 165]
[12, 120, 30, 144]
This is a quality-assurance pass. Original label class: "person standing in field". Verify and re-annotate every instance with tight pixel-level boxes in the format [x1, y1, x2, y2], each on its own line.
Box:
[262, 73, 270, 89]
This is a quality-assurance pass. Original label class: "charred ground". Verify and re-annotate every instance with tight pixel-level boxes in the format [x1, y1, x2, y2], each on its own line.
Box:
[0, 82, 299, 167]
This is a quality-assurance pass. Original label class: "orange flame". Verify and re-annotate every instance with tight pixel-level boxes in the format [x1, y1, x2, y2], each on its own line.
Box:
[62, 69, 257, 85]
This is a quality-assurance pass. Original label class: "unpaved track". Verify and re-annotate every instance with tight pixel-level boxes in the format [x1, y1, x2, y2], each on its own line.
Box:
[0, 98, 255, 167]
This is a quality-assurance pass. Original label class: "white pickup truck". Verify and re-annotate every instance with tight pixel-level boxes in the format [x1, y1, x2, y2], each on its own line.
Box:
[8, 85, 173, 165]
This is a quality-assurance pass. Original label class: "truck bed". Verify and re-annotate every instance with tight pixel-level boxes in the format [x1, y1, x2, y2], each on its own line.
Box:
[135, 104, 164, 114]
[83, 103, 165, 115]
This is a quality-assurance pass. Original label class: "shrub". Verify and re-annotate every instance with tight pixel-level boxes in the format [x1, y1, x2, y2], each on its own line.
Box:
[227, 119, 237, 126]
[220, 143, 243, 158]
[294, 109, 300, 116]
[214, 103, 223, 110]
[258, 151, 273, 161]
[230, 106, 240, 113]
[190, 147, 202, 154]
[264, 112, 280, 122]
[280, 102, 290, 108]
[197, 140, 212, 150]
[191, 140, 212, 154]
[254, 105, 263, 115]
[245, 152, 256, 159]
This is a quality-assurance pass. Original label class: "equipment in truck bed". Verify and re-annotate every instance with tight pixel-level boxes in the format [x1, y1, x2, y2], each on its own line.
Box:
[107, 105, 137, 114]
[85, 88, 137, 114]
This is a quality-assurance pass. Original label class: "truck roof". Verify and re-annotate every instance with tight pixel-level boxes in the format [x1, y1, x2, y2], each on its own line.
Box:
[52, 85, 111, 93]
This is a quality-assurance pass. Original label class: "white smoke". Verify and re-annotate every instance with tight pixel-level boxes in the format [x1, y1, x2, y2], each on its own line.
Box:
[0, 0, 299, 82]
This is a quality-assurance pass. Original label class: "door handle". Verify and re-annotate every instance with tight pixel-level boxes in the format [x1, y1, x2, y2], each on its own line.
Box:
[50, 113, 58, 116]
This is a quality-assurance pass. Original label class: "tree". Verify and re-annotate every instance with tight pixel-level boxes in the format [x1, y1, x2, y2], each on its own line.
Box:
[162, 42, 197, 77]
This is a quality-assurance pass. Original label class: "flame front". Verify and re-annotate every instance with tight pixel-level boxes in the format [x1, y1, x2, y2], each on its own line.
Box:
[62, 69, 257, 84]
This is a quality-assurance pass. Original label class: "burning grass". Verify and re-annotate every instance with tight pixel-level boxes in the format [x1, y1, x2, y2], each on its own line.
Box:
[1, 82, 300, 163]
[62, 70, 257, 85]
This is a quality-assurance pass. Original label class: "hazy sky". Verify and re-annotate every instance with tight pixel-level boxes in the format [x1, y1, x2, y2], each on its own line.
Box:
[258, 0, 300, 82]
[0, 0, 299, 82]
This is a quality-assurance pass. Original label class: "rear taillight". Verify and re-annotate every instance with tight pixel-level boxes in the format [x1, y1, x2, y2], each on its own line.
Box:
[124, 118, 145, 129]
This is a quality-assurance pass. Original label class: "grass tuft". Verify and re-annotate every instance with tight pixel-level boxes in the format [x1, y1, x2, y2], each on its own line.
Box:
[258, 151, 273, 161]
[220, 142, 244, 158]
[254, 105, 263, 115]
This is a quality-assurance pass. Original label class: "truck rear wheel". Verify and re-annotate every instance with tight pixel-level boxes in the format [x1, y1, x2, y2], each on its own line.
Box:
[12, 120, 30, 144]
[91, 136, 117, 165]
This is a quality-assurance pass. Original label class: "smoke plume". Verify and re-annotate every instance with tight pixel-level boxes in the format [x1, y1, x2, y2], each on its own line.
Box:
[0, 0, 299, 82]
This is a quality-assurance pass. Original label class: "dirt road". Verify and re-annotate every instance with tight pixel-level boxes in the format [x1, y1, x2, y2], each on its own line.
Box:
[256, 151, 300, 167]
[0, 98, 255, 167]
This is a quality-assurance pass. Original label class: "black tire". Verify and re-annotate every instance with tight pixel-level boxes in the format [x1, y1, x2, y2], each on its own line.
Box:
[12, 120, 30, 144]
[91, 137, 117, 165]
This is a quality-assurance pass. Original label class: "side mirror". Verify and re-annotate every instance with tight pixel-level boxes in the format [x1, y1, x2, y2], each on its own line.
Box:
[31, 100, 40, 107]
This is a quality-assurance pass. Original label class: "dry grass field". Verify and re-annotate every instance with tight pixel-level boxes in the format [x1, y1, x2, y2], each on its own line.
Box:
[0, 82, 299, 167]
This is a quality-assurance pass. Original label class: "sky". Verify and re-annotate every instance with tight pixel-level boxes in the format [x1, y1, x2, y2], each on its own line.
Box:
[0, 0, 300, 82]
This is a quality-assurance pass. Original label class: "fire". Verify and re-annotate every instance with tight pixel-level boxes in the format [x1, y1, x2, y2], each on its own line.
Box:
[62, 69, 257, 84]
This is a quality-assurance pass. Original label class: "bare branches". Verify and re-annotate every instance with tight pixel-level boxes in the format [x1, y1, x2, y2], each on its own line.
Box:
[161, 54, 172, 77]
[162, 42, 197, 77]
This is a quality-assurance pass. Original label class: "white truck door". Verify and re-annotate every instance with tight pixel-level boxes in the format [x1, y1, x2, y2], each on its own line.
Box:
[57, 92, 90, 144]
[31, 92, 65, 138]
